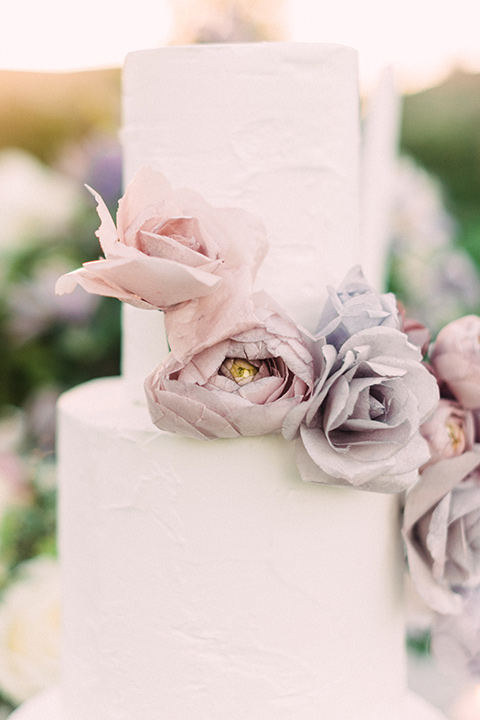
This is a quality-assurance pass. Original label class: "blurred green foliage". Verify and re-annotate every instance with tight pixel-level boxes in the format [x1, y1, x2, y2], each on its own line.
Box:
[401, 70, 480, 267]
[0, 209, 121, 409]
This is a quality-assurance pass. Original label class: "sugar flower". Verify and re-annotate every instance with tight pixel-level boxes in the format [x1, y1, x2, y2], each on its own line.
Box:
[145, 294, 314, 440]
[403, 452, 480, 614]
[420, 399, 475, 467]
[431, 315, 480, 410]
[56, 167, 267, 311]
[314, 265, 399, 349]
[283, 268, 439, 493]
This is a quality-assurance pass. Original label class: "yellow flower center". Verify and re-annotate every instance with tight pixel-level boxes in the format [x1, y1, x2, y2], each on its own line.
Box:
[221, 358, 259, 385]
[447, 422, 464, 451]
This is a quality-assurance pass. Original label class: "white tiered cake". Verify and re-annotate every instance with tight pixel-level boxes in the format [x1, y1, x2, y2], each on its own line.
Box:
[11, 43, 447, 720]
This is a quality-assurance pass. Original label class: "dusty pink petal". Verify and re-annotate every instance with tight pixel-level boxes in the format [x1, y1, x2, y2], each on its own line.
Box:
[164, 266, 259, 362]
[138, 226, 210, 266]
[146, 377, 306, 440]
[55, 264, 154, 309]
[147, 385, 240, 440]
[116, 167, 177, 238]
[175, 187, 268, 275]
[55, 253, 222, 310]
[86, 185, 119, 256]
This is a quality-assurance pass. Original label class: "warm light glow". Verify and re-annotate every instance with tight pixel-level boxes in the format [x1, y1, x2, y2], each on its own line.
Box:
[0, 0, 172, 71]
[287, 0, 480, 92]
[0, 0, 479, 92]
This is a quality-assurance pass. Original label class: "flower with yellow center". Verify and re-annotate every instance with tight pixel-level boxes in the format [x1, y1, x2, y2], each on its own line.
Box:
[220, 358, 259, 386]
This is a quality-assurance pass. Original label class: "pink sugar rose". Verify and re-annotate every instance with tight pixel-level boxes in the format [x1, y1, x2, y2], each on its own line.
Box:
[431, 315, 480, 409]
[420, 399, 475, 466]
[145, 294, 314, 440]
[56, 167, 267, 311]
[403, 452, 480, 614]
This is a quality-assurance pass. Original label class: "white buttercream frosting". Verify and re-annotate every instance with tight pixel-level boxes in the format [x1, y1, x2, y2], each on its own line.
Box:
[58, 378, 406, 720]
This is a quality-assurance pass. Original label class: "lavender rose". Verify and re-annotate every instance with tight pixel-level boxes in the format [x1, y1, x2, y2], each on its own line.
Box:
[145, 294, 314, 440]
[314, 265, 399, 348]
[283, 268, 439, 493]
[403, 451, 480, 614]
[56, 167, 267, 311]
[431, 315, 480, 409]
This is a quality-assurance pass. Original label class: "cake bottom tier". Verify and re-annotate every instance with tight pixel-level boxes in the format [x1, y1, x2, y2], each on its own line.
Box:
[58, 377, 408, 720]
[8, 687, 450, 720]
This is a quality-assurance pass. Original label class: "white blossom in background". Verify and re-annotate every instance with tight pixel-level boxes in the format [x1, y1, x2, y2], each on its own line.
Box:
[0, 409, 24, 455]
[0, 149, 82, 252]
[0, 557, 60, 706]
[390, 156, 480, 334]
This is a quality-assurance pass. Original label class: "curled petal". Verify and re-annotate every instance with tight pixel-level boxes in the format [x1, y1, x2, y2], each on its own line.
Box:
[403, 451, 480, 614]
[57, 167, 267, 312]
[55, 254, 222, 310]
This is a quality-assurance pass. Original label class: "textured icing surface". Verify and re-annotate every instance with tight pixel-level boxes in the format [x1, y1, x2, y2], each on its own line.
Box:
[9, 688, 449, 720]
[121, 43, 361, 396]
[59, 378, 406, 720]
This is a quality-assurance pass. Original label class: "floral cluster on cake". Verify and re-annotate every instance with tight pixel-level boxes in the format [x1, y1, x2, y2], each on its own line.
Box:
[55, 165, 480, 682]
[56, 167, 441, 494]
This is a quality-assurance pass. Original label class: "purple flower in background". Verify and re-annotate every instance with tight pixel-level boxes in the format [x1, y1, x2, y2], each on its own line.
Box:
[85, 142, 122, 207]
[8, 262, 98, 341]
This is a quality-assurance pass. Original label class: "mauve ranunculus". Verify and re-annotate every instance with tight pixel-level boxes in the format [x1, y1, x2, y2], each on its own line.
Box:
[145, 294, 314, 440]
[283, 269, 439, 493]
[403, 451, 480, 614]
[431, 315, 480, 410]
[420, 399, 475, 466]
[56, 167, 267, 311]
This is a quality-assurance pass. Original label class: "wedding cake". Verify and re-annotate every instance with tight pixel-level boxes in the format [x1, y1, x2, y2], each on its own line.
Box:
[11, 43, 447, 720]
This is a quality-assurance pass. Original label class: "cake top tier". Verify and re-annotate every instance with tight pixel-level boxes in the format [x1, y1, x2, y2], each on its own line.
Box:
[121, 43, 362, 387]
